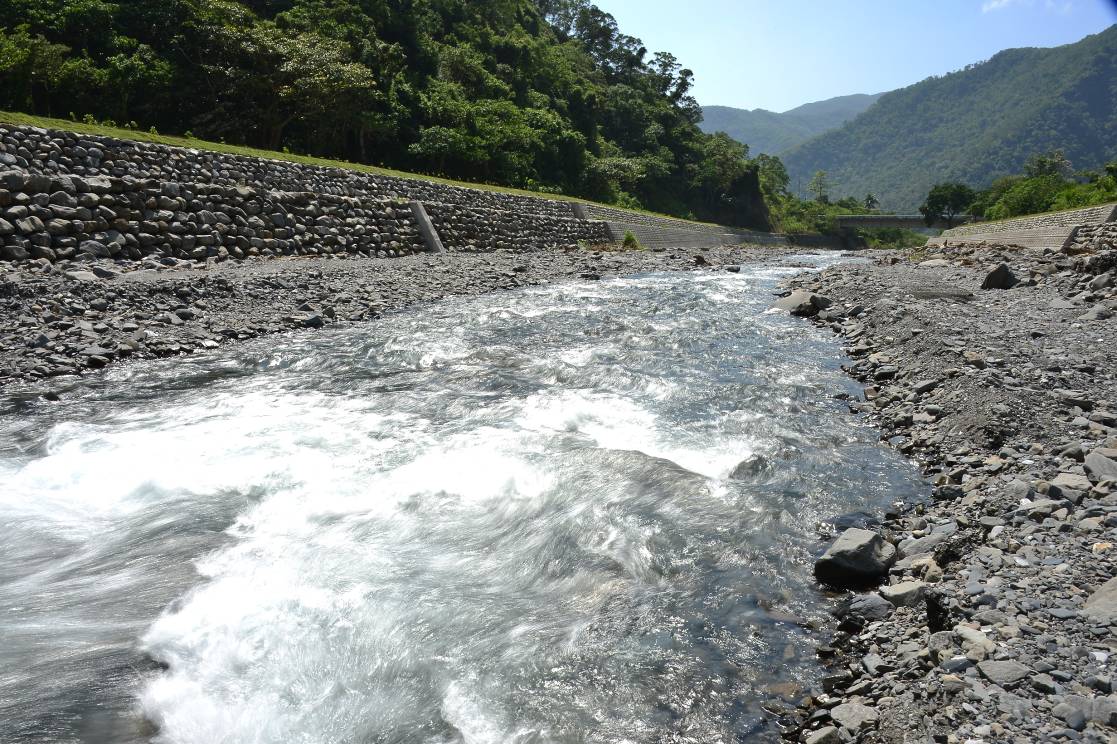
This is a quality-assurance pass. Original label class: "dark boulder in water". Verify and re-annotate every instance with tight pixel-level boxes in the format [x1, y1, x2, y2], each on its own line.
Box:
[814, 528, 896, 589]
[729, 454, 769, 479]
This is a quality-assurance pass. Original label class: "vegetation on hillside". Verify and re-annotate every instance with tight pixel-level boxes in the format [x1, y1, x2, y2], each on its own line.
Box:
[783, 25, 1117, 211]
[920, 150, 1117, 224]
[699, 93, 882, 157]
[0, 0, 768, 228]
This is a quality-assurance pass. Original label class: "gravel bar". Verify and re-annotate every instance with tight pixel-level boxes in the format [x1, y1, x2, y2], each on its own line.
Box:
[776, 240, 1117, 743]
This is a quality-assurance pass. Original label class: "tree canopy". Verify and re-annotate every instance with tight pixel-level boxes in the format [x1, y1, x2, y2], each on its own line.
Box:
[920, 182, 976, 227]
[0, 0, 769, 227]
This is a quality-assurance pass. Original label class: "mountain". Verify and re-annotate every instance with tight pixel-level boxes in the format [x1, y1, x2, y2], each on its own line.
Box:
[783, 25, 1117, 211]
[699, 93, 882, 155]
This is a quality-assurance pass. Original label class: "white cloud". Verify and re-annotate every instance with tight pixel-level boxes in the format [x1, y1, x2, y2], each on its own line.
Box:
[981, 0, 1072, 11]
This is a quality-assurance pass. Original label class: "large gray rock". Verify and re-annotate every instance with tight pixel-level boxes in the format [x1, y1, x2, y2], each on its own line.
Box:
[981, 263, 1018, 290]
[805, 726, 840, 744]
[814, 528, 896, 588]
[773, 290, 831, 317]
[977, 659, 1031, 687]
[1084, 577, 1117, 624]
[838, 592, 894, 621]
[880, 580, 927, 607]
[830, 702, 878, 731]
[1085, 452, 1117, 483]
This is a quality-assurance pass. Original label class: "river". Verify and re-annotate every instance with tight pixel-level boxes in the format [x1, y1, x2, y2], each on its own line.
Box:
[0, 256, 924, 743]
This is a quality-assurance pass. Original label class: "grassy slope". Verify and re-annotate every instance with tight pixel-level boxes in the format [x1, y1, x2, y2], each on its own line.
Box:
[0, 110, 722, 227]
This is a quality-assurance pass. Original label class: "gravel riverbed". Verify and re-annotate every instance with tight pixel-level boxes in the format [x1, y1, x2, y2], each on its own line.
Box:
[780, 241, 1117, 744]
[4, 237, 1116, 743]
[0, 246, 778, 388]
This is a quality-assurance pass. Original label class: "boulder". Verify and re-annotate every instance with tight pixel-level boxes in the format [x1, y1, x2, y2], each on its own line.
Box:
[1083, 576, 1117, 624]
[834, 592, 894, 621]
[773, 290, 832, 317]
[1084, 452, 1117, 484]
[63, 270, 100, 282]
[880, 580, 927, 607]
[981, 263, 1018, 290]
[814, 528, 896, 588]
[977, 659, 1032, 687]
[728, 454, 769, 480]
[830, 702, 878, 731]
[805, 726, 840, 744]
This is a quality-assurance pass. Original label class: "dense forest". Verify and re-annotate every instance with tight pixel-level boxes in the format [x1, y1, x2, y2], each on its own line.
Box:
[783, 25, 1117, 212]
[0, 0, 770, 227]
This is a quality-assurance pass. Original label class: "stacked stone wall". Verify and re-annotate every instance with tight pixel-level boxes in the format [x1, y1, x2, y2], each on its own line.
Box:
[0, 125, 578, 218]
[1066, 222, 1117, 254]
[941, 203, 1117, 238]
[424, 202, 612, 252]
[0, 123, 783, 263]
[0, 171, 425, 263]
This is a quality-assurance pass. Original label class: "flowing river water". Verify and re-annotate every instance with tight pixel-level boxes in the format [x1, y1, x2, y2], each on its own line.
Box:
[0, 256, 925, 743]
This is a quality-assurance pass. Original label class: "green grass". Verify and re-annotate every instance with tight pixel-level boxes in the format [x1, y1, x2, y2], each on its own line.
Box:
[0, 110, 720, 227]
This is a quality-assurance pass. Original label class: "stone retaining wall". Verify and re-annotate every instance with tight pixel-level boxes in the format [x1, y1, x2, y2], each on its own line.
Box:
[584, 204, 788, 250]
[1066, 222, 1117, 254]
[0, 170, 623, 263]
[940, 203, 1117, 239]
[0, 171, 425, 262]
[0, 122, 784, 263]
[0, 124, 578, 219]
[927, 204, 1117, 252]
[424, 202, 613, 252]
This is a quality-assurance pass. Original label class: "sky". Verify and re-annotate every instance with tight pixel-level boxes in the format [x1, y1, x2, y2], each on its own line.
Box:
[594, 0, 1117, 112]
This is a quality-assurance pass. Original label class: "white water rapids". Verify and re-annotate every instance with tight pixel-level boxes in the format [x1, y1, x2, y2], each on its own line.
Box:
[0, 257, 924, 743]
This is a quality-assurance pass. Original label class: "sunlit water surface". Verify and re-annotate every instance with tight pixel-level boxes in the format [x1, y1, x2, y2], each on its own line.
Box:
[0, 256, 924, 743]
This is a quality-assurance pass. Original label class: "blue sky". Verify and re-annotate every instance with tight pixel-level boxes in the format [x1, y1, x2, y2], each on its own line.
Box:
[594, 0, 1117, 112]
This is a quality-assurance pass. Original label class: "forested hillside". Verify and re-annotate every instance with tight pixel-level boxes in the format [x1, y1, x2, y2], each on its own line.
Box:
[700, 93, 881, 156]
[0, 0, 768, 227]
[783, 25, 1117, 211]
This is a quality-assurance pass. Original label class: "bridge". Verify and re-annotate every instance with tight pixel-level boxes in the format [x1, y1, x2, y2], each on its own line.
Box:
[836, 214, 979, 232]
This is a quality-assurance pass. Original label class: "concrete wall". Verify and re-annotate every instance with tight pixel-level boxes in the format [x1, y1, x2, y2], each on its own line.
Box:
[583, 204, 788, 250]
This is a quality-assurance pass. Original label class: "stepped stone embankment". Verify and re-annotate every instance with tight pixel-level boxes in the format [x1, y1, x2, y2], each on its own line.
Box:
[0, 123, 578, 218]
[773, 236, 1117, 742]
[930, 203, 1117, 252]
[0, 123, 763, 263]
[584, 202, 789, 250]
[0, 124, 615, 262]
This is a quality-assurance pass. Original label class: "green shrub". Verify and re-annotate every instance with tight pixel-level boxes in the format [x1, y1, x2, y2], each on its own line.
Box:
[622, 230, 641, 250]
[859, 227, 928, 249]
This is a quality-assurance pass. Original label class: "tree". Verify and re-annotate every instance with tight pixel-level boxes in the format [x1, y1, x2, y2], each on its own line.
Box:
[808, 170, 830, 203]
[864, 193, 879, 211]
[754, 153, 790, 201]
[919, 182, 976, 227]
[1024, 149, 1072, 179]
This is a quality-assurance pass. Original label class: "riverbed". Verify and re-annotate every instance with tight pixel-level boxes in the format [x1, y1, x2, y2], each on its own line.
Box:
[0, 256, 925, 743]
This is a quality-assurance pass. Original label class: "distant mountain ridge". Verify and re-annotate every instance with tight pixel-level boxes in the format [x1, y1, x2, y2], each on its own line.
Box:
[782, 25, 1117, 211]
[699, 93, 883, 155]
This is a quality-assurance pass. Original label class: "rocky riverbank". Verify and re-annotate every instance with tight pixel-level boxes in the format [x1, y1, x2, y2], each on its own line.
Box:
[0, 245, 777, 387]
[778, 240, 1117, 743]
